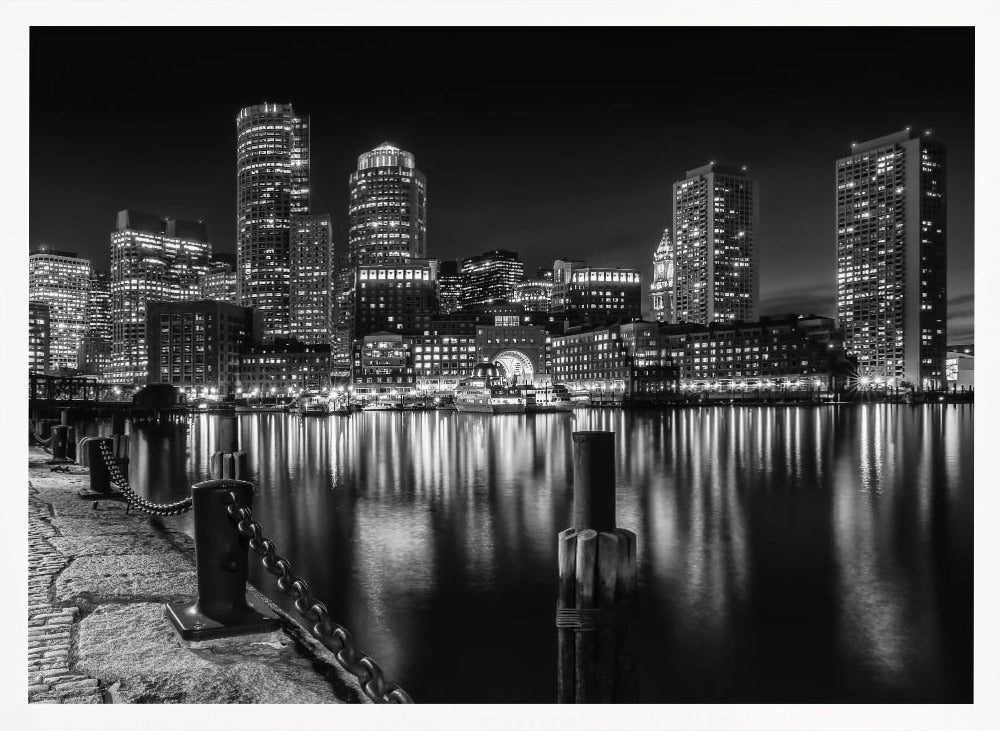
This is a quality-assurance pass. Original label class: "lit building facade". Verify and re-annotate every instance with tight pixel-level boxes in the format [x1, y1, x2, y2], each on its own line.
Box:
[28, 301, 51, 374]
[836, 129, 947, 389]
[550, 321, 677, 395]
[236, 102, 311, 340]
[476, 323, 550, 385]
[200, 261, 238, 304]
[239, 340, 332, 396]
[659, 314, 847, 391]
[514, 275, 553, 313]
[351, 332, 415, 401]
[650, 228, 674, 322]
[348, 142, 427, 266]
[110, 210, 212, 384]
[79, 268, 113, 376]
[290, 213, 333, 344]
[437, 259, 463, 314]
[28, 249, 91, 371]
[672, 163, 759, 324]
[146, 300, 259, 397]
[342, 142, 427, 360]
[551, 259, 641, 324]
[354, 259, 439, 339]
[460, 249, 524, 307]
[412, 328, 478, 394]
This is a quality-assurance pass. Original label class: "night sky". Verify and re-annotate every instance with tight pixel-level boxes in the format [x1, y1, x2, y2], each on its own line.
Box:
[29, 27, 974, 341]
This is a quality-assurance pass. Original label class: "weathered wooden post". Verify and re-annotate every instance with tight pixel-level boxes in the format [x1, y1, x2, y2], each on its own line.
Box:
[557, 430, 638, 703]
[46, 424, 72, 464]
[210, 414, 248, 480]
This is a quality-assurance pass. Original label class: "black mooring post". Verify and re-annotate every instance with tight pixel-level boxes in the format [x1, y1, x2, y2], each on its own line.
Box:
[211, 414, 247, 480]
[165, 479, 279, 641]
[46, 425, 72, 464]
[572, 431, 616, 533]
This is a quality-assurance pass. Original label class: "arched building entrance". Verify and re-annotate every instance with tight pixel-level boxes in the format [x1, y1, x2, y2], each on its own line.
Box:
[493, 350, 535, 385]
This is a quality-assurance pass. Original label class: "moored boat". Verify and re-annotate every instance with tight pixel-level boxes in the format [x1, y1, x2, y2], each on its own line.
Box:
[455, 364, 526, 414]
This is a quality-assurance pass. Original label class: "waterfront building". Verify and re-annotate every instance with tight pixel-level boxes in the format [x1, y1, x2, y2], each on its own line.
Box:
[146, 300, 259, 397]
[236, 102, 311, 340]
[514, 273, 554, 313]
[78, 268, 113, 376]
[550, 321, 677, 396]
[28, 248, 91, 371]
[550, 259, 641, 325]
[460, 249, 524, 308]
[351, 332, 415, 401]
[341, 142, 427, 359]
[650, 228, 674, 322]
[239, 340, 332, 397]
[354, 259, 439, 339]
[28, 301, 51, 374]
[476, 322, 550, 386]
[109, 210, 212, 384]
[437, 260, 463, 314]
[290, 213, 334, 344]
[836, 128, 947, 389]
[413, 327, 478, 394]
[945, 349, 974, 388]
[672, 163, 759, 324]
[659, 314, 848, 391]
[199, 259, 238, 304]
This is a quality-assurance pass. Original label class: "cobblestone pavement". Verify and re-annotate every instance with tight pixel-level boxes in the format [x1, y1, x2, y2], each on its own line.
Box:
[28, 480, 103, 703]
[26, 446, 365, 704]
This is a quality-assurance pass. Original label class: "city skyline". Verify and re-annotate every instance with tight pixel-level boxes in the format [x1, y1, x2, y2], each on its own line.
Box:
[29, 27, 974, 342]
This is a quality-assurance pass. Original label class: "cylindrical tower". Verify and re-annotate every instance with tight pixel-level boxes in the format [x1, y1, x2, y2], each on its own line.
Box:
[236, 102, 310, 340]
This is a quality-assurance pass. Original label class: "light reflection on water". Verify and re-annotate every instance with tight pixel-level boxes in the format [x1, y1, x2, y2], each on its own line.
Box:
[77, 404, 971, 703]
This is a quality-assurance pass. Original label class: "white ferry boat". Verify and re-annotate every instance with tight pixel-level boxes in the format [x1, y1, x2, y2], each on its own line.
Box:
[455, 364, 526, 414]
[526, 383, 575, 413]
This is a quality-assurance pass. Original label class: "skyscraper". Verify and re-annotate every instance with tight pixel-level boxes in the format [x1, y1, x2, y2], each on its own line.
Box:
[340, 142, 427, 358]
[110, 210, 212, 384]
[672, 163, 758, 324]
[836, 128, 947, 389]
[348, 142, 427, 267]
[236, 102, 311, 340]
[200, 260, 238, 304]
[650, 228, 674, 322]
[460, 249, 524, 308]
[79, 268, 113, 376]
[290, 213, 333, 344]
[28, 248, 91, 371]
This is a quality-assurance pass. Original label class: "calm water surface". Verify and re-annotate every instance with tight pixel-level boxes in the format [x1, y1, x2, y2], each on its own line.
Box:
[84, 405, 972, 702]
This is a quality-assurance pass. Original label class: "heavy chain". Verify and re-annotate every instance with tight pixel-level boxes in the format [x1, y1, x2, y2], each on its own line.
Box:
[29, 423, 53, 449]
[97, 440, 194, 516]
[225, 493, 413, 704]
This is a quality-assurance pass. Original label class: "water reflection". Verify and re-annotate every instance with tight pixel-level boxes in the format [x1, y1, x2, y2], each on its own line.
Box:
[101, 405, 971, 702]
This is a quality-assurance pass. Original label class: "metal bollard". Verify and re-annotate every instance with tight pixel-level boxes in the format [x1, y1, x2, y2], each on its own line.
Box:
[46, 425, 72, 464]
[85, 438, 114, 494]
[572, 431, 616, 533]
[210, 414, 247, 480]
[65, 426, 77, 462]
[165, 479, 279, 641]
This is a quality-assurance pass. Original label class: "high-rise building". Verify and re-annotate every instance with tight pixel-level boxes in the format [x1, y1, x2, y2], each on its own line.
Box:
[836, 128, 947, 389]
[341, 142, 427, 361]
[236, 102, 311, 340]
[79, 268, 113, 376]
[650, 228, 674, 322]
[551, 259, 641, 325]
[110, 210, 212, 384]
[146, 300, 259, 397]
[672, 163, 759, 324]
[437, 260, 463, 314]
[348, 142, 427, 266]
[28, 301, 50, 375]
[290, 213, 333, 344]
[28, 248, 91, 371]
[514, 276, 553, 313]
[354, 259, 439, 339]
[460, 249, 524, 308]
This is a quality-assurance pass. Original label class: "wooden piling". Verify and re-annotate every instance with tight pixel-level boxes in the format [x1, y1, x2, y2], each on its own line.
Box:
[557, 430, 639, 703]
[557, 528, 578, 703]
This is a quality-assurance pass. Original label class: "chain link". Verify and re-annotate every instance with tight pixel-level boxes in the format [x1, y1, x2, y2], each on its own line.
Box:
[97, 440, 193, 516]
[226, 495, 413, 704]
